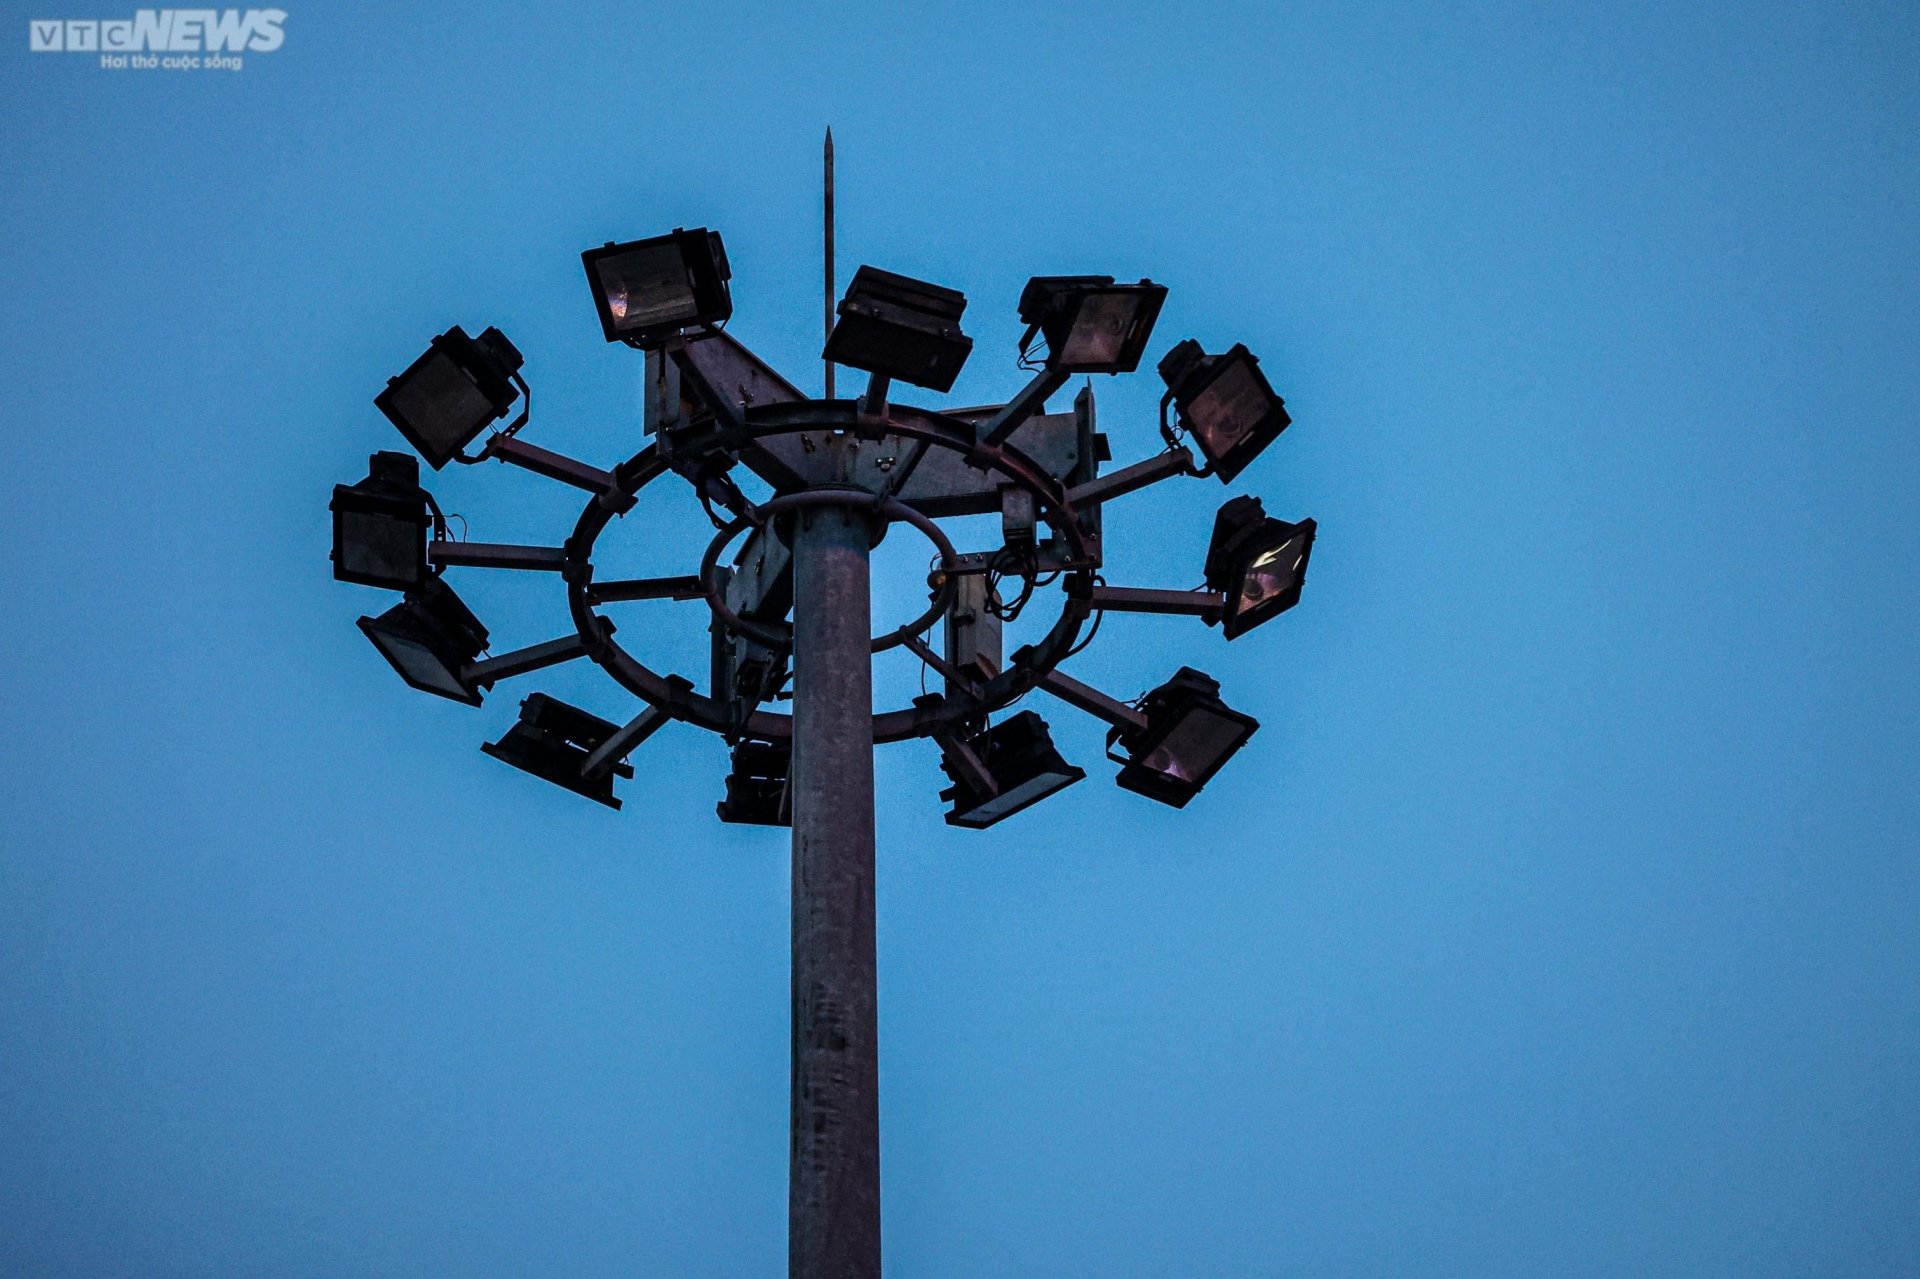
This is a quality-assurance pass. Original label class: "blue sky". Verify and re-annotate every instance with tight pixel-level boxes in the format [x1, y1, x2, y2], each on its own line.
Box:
[2, 1, 1917, 1274]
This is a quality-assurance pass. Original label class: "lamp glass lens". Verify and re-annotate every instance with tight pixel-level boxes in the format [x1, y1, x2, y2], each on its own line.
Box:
[370, 629, 467, 698]
[596, 243, 697, 333]
[1238, 531, 1308, 614]
[974, 770, 1076, 821]
[1139, 707, 1249, 784]
[338, 510, 421, 586]
[1058, 291, 1138, 366]
[389, 349, 495, 457]
[1187, 358, 1269, 460]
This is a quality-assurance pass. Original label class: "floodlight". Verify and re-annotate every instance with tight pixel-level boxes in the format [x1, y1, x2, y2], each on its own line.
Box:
[1157, 339, 1290, 483]
[1017, 275, 1166, 374]
[823, 265, 972, 392]
[939, 711, 1086, 829]
[375, 325, 524, 469]
[582, 227, 733, 347]
[355, 575, 490, 705]
[1108, 668, 1258, 808]
[717, 740, 791, 826]
[1204, 496, 1316, 641]
[482, 693, 633, 808]
[330, 450, 434, 590]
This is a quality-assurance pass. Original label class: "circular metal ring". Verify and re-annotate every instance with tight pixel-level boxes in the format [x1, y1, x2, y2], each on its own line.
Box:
[696, 489, 962, 654]
[562, 403, 1098, 743]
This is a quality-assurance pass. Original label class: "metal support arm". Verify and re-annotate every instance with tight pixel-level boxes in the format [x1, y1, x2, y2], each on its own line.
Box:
[587, 575, 707, 604]
[460, 634, 591, 688]
[1034, 666, 1151, 734]
[430, 540, 569, 571]
[930, 728, 997, 797]
[858, 371, 890, 418]
[1063, 446, 1194, 509]
[1074, 583, 1226, 622]
[900, 631, 982, 698]
[581, 705, 670, 780]
[487, 436, 616, 494]
[667, 341, 750, 435]
[979, 367, 1071, 448]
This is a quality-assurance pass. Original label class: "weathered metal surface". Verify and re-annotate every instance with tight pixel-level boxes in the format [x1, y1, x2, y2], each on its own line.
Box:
[580, 704, 669, 780]
[460, 634, 590, 687]
[655, 332, 1098, 514]
[944, 574, 1002, 692]
[486, 435, 619, 495]
[1083, 584, 1227, 620]
[585, 575, 705, 604]
[979, 366, 1069, 446]
[563, 414, 1100, 744]
[1064, 443, 1192, 509]
[712, 527, 796, 727]
[1036, 665, 1151, 733]
[788, 504, 882, 1279]
[429, 540, 568, 571]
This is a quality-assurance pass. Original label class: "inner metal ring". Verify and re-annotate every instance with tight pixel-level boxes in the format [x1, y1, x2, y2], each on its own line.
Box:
[563, 402, 1097, 743]
[697, 489, 962, 654]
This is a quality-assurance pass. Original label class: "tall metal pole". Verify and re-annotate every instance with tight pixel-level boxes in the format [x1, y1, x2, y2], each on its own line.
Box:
[824, 126, 835, 400]
[788, 501, 880, 1278]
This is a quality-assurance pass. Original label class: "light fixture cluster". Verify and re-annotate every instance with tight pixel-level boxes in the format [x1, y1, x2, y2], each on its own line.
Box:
[331, 223, 1318, 823]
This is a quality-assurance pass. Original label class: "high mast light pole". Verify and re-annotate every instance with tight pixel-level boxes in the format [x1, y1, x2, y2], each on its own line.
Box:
[330, 138, 1319, 1279]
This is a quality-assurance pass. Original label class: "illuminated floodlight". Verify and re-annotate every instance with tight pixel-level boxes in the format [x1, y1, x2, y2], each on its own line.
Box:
[1204, 496, 1316, 641]
[1157, 339, 1290, 483]
[1017, 275, 1166, 374]
[582, 227, 733, 347]
[1108, 668, 1258, 808]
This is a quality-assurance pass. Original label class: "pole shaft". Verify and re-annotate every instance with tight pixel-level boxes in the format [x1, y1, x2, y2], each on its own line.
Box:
[789, 503, 880, 1279]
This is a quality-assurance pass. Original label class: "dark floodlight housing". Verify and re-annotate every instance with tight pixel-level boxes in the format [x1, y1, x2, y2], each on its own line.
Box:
[1017, 275, 1167, 374]
[330, 450, 434, 590]
[1204, 496, 1317, 641]
[1108, 667, 1259, 808]
[482, 693, 633, 809]
[717, 740, 791, 827]
[356, 575, 490, 705]
[375, 325, 524, 469]
[582, 227, 732, 347]
[1157, 339, 1291, 484]
[939, 711, 1087, 829]
[823, 265, 972, 392]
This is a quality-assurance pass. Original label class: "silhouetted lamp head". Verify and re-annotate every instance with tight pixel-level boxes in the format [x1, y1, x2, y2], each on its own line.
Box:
[823, 265, 973, 392]
[940, 711, 1086, 828]
[482, 693, 633, 809]
[375, 324, 523, 469]
[356, 575, 490, 705]
[330, 450, 434, 591]
[717, 739, 792, 827]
